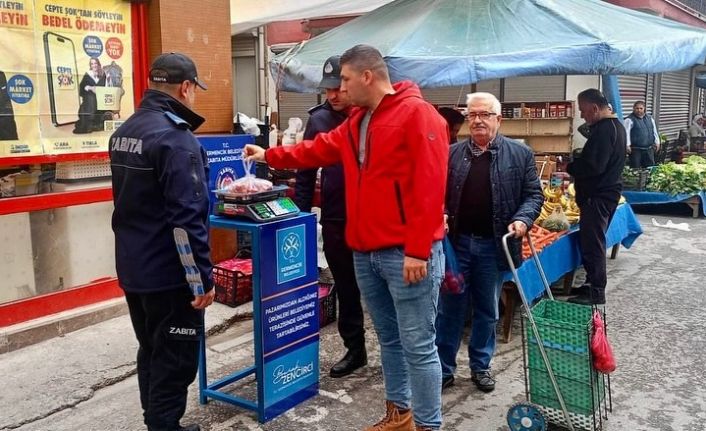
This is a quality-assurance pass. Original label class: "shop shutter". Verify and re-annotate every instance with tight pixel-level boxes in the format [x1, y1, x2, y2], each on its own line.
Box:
[277, 92, 320, 130]
[232, 36, 256, 57]
[477, 79, 502, 99]
[658, 69, 692, 139]
[421, 85, 470, 107]
[618, 74, 647, 117]
[503, 75, 565, 102]
[420, 80, 500, 107]
[646, 74, 656, 114]
[232, 36, 259, 119]
[695, 87, 706, 116]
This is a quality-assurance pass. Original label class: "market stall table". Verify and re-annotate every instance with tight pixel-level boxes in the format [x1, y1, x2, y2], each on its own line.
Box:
[500, 203, 643, 342]
[622, 190, 706, 218]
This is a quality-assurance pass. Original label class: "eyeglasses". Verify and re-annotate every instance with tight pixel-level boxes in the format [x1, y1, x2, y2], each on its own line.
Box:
[467, 112, 498, 121]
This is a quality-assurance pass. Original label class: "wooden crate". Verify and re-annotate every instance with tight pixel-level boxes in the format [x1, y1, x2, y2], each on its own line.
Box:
[535, 155, 556, 180]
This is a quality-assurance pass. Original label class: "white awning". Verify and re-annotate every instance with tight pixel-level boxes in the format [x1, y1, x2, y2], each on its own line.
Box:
[230, 0, 394, 34]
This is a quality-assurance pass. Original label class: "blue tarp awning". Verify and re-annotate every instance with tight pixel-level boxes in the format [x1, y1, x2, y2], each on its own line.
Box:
[271, 0, 706, 92]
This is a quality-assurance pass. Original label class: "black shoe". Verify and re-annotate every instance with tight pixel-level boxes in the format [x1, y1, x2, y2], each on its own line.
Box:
[330, 348, 367, 378]
[471, 371, 496, 393]
[568, 289, 606, 305]
[147, 425, 200, 431]
[571, 284, 591, 296]
[441, 375, 455, 392]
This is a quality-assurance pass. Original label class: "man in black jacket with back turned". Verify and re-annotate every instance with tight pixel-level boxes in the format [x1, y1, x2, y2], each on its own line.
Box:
[293, 55, 367, 378]
[567, 88, 626, 305]
[110, 53, 214, 431]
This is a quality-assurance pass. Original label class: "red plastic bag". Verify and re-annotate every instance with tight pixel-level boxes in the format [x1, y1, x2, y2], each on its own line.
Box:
[591, 310, 616, 374]
[440, 237, 465, 295]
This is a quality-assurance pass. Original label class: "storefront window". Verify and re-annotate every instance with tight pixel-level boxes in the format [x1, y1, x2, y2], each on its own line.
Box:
[1, 0, 133, 304]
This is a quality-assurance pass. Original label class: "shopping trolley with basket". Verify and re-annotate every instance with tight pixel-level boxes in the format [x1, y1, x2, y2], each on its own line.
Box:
[502, 233, 612, 431]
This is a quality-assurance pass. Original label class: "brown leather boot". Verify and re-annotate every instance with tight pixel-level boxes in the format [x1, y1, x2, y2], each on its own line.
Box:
[364, 400, 414, 431]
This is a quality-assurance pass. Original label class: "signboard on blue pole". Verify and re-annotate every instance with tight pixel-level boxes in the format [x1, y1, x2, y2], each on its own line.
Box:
[257, 214, 319, 419]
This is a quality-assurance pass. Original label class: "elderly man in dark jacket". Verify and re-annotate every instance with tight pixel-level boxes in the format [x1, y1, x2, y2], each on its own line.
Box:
[437, 92, 542, 394]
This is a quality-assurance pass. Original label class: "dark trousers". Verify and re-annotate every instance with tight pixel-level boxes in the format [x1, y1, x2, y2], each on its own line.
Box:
[125, 289, 203, 430]
[628, 147, 655, 168]
[578, 197, 619, 291]
[322, 221, 366, 351]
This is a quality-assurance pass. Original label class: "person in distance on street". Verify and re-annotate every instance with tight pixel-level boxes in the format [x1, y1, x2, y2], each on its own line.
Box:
[438, 106, 465, 145]
[567, 88, 626, 306]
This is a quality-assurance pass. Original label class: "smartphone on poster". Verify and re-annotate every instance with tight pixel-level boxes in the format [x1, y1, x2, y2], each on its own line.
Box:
[43, 31, 80, 126]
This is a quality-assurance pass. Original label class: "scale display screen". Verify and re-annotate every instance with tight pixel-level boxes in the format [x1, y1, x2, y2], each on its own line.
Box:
[216, 197, 300, 222]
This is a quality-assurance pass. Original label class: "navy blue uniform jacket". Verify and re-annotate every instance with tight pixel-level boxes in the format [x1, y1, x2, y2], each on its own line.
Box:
[109, 89, 212, 295]
[293, 101, 347, 221]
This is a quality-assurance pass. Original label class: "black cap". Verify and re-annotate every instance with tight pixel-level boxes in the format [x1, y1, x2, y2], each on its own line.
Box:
[318, 55, 342, 89]
[149, 52, 207, 90]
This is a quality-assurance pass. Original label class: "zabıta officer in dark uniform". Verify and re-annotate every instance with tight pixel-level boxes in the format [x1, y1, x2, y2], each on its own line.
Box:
[294, 55, 367, 378]
[109, 52, 214, 431]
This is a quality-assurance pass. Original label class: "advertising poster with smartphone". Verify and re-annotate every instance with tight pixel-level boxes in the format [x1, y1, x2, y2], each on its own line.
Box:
[0, 0, 134, 157]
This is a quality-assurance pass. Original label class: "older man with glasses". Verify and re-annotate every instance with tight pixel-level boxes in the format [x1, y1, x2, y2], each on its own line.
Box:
[437, 92, 543, 393]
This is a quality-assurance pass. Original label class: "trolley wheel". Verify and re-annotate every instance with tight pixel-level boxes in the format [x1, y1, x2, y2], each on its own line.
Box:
[507, 402, 547, 431]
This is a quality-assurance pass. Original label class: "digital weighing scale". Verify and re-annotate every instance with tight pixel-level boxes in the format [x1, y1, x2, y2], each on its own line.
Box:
[214, 185, 300, 222]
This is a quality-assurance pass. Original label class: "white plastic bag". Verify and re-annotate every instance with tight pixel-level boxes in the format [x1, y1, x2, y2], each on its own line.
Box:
[221, 158, 273, 195]
[541, 206, 570, 232]
[651, 218, 690, 232]
[269, 125, 279, 147]
[282, 117, 303, 146]
[235, 112, 261, 136]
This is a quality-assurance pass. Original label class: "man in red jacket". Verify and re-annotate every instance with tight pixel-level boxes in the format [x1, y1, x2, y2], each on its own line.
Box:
[245, 44, 448, 431]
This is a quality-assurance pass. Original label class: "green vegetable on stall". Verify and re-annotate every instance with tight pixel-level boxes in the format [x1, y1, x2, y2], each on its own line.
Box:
[646, 155, 706, 195]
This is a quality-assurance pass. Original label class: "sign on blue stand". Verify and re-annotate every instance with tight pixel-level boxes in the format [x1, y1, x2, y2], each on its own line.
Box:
[258, 215, 319, 420]
[198, 134, 255, 206]
[276, 224, 308, 284]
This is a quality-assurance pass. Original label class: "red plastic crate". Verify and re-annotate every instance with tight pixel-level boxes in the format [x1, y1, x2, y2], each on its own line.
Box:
[319, 283, 337, 327]
[213, 258, 253, 307]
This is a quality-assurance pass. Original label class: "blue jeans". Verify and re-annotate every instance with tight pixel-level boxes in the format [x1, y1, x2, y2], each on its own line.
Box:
[353, 241, 444, 429]
[436, 235, 502, 376]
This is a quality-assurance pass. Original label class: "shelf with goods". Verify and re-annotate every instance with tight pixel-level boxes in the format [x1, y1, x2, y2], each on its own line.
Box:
[0, 152, 117, 317]
[0, 152, 113, 216]
[0, 151, 110, 166]
[500, 101, 575, 154]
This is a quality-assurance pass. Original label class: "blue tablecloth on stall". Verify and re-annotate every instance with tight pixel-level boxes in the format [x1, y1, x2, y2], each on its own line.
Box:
[503, 203, 643, 303]
[622, 191, 706, 216]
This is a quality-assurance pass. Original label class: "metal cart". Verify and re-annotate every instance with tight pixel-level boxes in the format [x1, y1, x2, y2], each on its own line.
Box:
[502, 233, 612, 431]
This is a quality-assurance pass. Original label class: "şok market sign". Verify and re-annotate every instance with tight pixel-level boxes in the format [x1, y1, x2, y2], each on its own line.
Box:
[0, 0, 134, 157]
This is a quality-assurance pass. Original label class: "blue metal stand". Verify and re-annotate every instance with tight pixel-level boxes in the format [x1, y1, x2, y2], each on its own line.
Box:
[199, 213, 320, 423]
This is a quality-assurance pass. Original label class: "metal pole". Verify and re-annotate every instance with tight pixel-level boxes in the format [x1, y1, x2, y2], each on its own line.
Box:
[602, 75, 624, 120]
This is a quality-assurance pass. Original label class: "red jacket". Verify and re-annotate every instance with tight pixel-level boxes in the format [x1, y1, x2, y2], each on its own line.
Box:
[266, 81, 448, 260]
